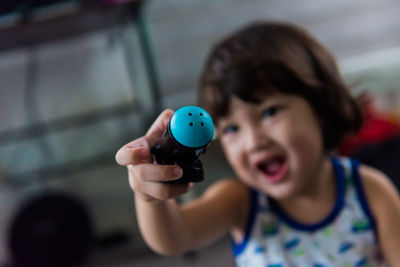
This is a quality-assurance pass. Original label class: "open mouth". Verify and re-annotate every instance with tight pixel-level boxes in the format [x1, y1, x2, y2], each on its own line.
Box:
[256, 156, 288, 183]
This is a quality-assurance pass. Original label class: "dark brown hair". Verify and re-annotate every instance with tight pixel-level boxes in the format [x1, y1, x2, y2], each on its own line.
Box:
[198, 21, 362, 151]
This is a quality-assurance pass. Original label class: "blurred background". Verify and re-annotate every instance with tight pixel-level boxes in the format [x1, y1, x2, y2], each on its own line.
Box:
[0, 0, 399, 266]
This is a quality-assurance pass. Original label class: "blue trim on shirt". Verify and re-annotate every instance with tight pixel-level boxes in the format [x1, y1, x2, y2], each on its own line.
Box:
[268, 156, 346, 232]
[350, 158, 377, 238]
[231, 188, 258, 256]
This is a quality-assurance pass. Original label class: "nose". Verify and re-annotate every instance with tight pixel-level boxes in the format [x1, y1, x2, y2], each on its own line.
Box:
[243, 125, 271, 152]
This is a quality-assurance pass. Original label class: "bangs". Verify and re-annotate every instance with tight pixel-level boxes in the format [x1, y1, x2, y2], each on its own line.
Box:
[200, 59, 321, 123]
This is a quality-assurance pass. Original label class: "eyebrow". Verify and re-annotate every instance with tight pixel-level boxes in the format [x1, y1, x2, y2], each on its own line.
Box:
[216, 118, 231, 127]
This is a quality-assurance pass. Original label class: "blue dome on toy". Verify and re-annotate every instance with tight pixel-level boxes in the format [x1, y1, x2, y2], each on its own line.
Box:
[170, 106, 214, 148]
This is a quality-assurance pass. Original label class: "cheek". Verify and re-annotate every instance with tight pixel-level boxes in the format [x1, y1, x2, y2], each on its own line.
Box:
[275, 119, 323, 159]
[287, 124, 324, 165]
[294, 133, 322, 157]
[220, 139, 237, 165]
[220, 139, 249, 176]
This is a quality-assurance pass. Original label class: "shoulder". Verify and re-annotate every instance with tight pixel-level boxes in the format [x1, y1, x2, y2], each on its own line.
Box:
[358, 164, 400, 219]
[358, 163, 400, 264]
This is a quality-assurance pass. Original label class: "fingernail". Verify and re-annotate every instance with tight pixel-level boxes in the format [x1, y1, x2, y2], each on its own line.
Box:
[173, 167, 182, 177]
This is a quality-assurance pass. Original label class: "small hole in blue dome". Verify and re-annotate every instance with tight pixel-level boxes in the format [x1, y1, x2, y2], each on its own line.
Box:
[189, 113, 192, 116]
[201, 122, 204, 126]
[190, 122, 194, 126]
[200, 113, 203, 116]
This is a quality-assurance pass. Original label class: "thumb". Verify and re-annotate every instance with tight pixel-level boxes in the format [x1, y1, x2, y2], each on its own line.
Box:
[145, 109, 175, 146]
[115, 109, 175, 166]
[115, 137, 152, 166]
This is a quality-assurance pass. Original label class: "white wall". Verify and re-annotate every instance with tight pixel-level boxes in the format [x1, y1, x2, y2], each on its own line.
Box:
[145, 0, 400, 107]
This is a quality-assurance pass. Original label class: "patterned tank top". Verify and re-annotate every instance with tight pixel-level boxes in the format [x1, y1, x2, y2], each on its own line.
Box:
[232, 156, 385, 267]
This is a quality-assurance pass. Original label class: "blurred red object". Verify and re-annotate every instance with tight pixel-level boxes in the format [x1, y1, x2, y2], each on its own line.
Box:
[339, 92, 400, 156]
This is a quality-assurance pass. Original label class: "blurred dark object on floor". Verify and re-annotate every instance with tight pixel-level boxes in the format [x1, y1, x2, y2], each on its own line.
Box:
[8, 192, 94, 267]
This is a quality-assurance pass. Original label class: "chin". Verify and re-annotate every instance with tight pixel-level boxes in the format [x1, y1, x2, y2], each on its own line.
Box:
[257, 181, 299, 201]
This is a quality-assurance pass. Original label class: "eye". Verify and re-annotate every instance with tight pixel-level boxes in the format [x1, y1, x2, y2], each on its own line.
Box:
[222, 125, 239, 135]
[262, 105, 282, 119]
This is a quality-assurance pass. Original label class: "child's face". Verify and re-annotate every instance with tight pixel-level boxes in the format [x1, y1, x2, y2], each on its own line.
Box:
[217, 94, 328, 200]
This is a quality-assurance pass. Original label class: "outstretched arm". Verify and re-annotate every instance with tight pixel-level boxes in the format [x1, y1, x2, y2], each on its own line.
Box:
[116, 110, 247, 255]
[135, 178, 248, 255]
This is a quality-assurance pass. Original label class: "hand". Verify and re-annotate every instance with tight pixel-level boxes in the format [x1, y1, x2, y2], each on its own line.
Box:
[115, 109, 194, 203]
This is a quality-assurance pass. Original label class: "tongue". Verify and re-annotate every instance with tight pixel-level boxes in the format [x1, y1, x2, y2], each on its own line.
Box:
[266, 160, 281, 175]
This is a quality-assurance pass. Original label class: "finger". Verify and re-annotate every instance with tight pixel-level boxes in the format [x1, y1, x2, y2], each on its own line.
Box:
[145, 109, 175, 146]
[129, 175, 193, 200]
[115, 137, 152, 166]
[131, 164, 183, 182]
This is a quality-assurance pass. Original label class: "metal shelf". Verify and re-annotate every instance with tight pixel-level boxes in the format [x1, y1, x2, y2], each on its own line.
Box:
[0, 1, 141, 51]
[0, 0, 162, 185]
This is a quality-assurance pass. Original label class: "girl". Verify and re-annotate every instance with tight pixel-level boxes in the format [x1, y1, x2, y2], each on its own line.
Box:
[116, 22, 400, 266]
